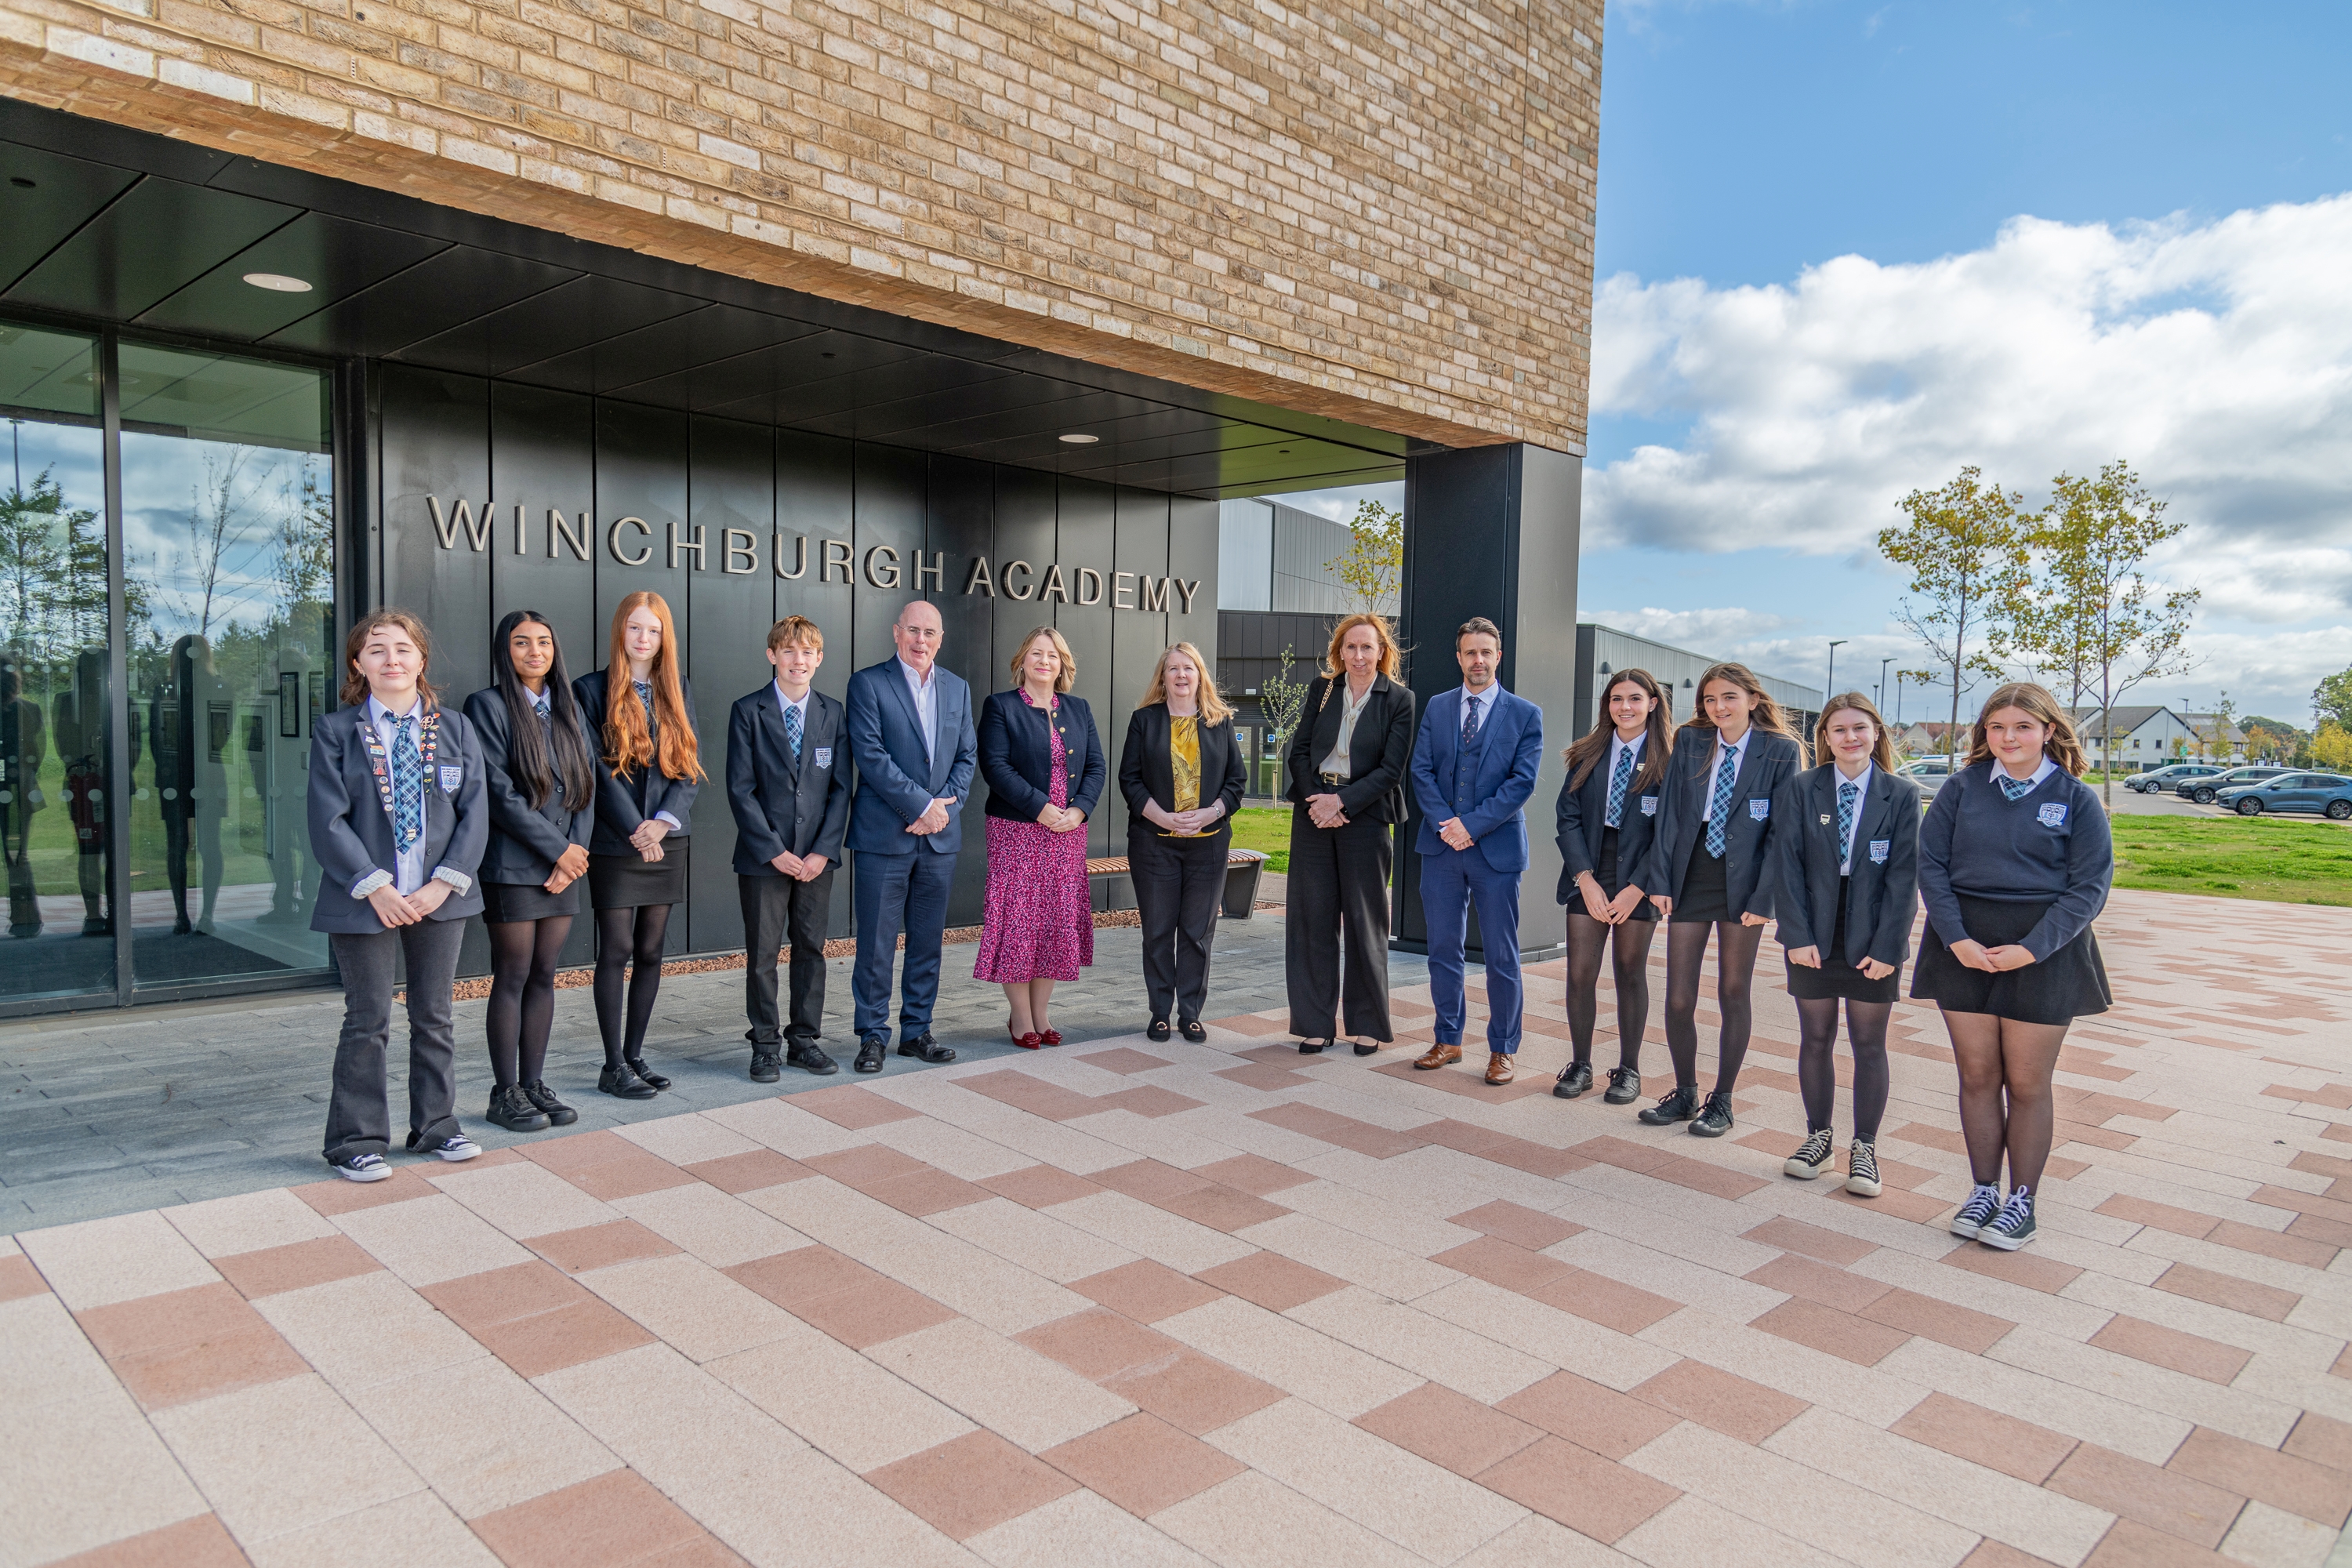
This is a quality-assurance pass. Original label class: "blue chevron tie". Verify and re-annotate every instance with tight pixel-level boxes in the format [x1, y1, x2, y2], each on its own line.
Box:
[1998, 773, 2035, 801]
[783, 701, 803, 760]
[391, 714, 423, 854]
[1704, 749, 1737, 858]
[1838, 779, 1859, 868]
[1604, 743, 1635, 829]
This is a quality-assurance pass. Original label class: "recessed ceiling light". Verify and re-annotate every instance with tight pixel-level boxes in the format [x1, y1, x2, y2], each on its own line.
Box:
[1058, 433, 1099, 445]
[243, 273, 313, 293]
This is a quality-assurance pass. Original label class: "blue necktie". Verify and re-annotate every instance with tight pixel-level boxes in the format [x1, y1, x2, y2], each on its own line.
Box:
[1704, 747, 1737, 858]
[391, 714, 423, 853]
[1461, 694, 1480, 748]
[784, 701, 803, 760]
[1605, 744, 1635, 829]
[1999, 773, 2035, 801]
[1838, 779, 1859, 868]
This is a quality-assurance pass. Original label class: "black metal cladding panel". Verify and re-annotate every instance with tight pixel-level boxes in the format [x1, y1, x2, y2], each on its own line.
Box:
[687, 413, 779, 949]
[138, 212, 448, 340]
[487, 381, 600, 670]
[500, 303, 819, 397]
[795, 364, 1080, 444]
[1054, 477, 1116, 861]
[850, 444, 927, 671]
[396, 274, 707, 380]
[267, 245, 579, 358]
[624, 328, 921, 418]
[0, 143, 140, 295]
[8, 176, 297, 321]
[1109, 485, 1173, 849]
[765, 353, 1015, 437]
[930, 453, 996, 924]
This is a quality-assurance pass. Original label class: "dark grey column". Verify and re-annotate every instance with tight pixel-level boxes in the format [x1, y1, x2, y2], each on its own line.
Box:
[1393, 443, 1581, 962]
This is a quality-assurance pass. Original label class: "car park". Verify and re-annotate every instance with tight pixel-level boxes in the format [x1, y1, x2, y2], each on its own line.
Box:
[1898, 755, 1958, 795]
[2178, 764, 2290, 804]
[2125, 763, 2224, 794]
[2217, 772, 2352, 820]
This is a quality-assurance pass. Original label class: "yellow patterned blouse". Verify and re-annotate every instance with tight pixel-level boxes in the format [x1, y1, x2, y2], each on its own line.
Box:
[1170, 715, 1201, 826]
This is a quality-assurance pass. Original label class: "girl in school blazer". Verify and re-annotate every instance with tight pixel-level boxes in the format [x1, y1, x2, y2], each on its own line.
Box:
[1766, 692, 1922, 1199]
[1638, 662, 1804, 1138]
[1552, 667, 1673, 1105]
[307, 609, 486, 1181]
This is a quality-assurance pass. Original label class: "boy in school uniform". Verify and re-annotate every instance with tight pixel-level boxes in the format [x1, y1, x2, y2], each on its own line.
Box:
[728, 616, 853, 1080]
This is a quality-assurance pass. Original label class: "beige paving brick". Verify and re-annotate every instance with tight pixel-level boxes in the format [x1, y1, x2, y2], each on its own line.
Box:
[1286, 1285, 1552, 1403]
[866, 1316, 1136, 1451]
[430, 1160, 622, 1241]
[164, 1188, 341, 1260]
[344, 1352, 619, 1519]
[703, 1094, 880, 1160]
[605, 1180, 808, 1268]
[1639, 1308, 1927, 1425]
[1613, 1492, 1861, 1568]
[966, 1489, 1214, 1568]
[1876, 1338, 2194, 1465]
[928, 1196, 1144, 1283]
[710, 1320, 977, 1473]
[611, 1110, 764, 1167]
[331, 1192, 533, 1287]
[2216, 1498, 2337, 1568]
[1232, 1210, 1465, 1301]
[0, 1352, 206, 1565]
[250, 1269, 485, 1394]
[574, 1251, 801, 1363]
[1417, 1276, 1683, 1390]
[1151, 1471, 1427, 1568]
[18, 1209, 221, 1309]
[869, 1114, 1047, 1181]
[1, 1288, 125, 1414]
[1154, 1294, 1422, 1420]
[153, 1373, 421, 1544]
[1989, 1324, 2300, 1448]
[1552, 1227, 1791, 1323]
[243, 1488, 501, 1568]
[1049, 1190, 1261, 1276]
[1448, 1512, 1638, 1566]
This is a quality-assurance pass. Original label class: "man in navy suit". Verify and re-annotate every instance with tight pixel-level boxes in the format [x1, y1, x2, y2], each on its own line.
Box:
[844, 600, 976, 1073]
[1408, 617, 1544, 1085]
[729, 616, 854, 1082]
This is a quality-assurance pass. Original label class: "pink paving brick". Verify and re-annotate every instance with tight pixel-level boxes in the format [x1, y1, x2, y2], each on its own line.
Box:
[1430, 1234, 1575, 1296]
[865, 1429, 1078, 1540]
[1017, 1308, 1185, 1381]
[75, 1283, 310, 1411]
[1104, 1349, 1287, 1436]
[1070, 1260, 1225, 1323]
[2048, 1443, 2245, 1550]
[1530, 1267, 1682, 1334]
[1448, 1199, 1584, 1251]
[1191, 1152, 1315, 1196]
[684, 1149, 812, 1194]
[2089, 1315, 2253, 1385]
[1214, 1062, 1320, 1091]
[1632, 1358, 1808, 1443]
[1743, 1253, 1892, 1314]
[1041, 1413, 1245, 1515]
[2167, 1426, 2352, 1527]
[1076, 1047, 1176, 1075]
[1496, 1370, 1681, 1461]
[0, 1254, 46, 1301]
[1356, 1382, 1544, 1476]
[1740, 1215, 1875, 1266]
[1940, 1240, 2085, 1293]
[52, 1513, 248, 1566]
[1750, 1296, 1911, 1366]
[790, 1083, 927, 1129]
[1477, 1436, 1682, 1544]
[1857, 1288, 2014, 1354]
[978, 1164, 1105, 1208]
[2152, 1261, 2300, 1322]
[1892, 1393, 2078, 1484]
[472, 1469, 746, 1566]
[1192, 1250, 1347, 1311]
[209, 1234, 382, 1298]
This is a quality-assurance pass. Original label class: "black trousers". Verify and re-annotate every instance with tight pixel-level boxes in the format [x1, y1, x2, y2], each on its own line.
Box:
[1284, 808, 1393, 1040]
[1131, 831, 1225, 1025]
[740, 869, 835, 1046]
[323, 917, 466, 1163]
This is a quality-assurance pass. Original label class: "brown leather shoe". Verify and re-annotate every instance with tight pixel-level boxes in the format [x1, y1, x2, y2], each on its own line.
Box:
[1414, 1044, 1463, 1071]
[1485, 1053, 1516, 1086]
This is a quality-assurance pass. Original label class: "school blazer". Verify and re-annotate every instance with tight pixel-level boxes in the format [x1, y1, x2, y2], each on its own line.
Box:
[1641, 726, 1802, 919]
[460, 686, 597, 887]
[727, 686, 852, 873]
[1119, 704, 1248, 848]
[1554, 739, 1665, 904]
[1767, 764, 1922, 968]
[1283, 673, 1417, 826]
[306, 701, 488, 935]
[979, 690, 1106, 823]
[574, 670, 702, 857]
[1408, 686, 1544, 873]
[844, 659, 978, 858]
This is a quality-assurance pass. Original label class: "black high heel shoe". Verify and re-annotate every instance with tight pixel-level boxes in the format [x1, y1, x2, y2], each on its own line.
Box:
[623, 1054, 672, 1091]
[1298, 1039, 1330, 1054]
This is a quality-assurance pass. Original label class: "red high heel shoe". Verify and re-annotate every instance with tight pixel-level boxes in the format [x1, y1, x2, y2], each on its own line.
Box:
[1009, 1026, 1045, 1050]
[1038, 1029, 1063, 1047]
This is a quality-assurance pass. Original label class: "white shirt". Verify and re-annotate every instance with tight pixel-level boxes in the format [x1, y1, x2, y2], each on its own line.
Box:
[1990, 756, 2059, 791]
[1602, 731, 1646, 826]
[899, 656, 938, 764]
[1318, 677, 1374, 779]
[347, 695, 473, 900]
[1831, 760, 1873, 875]
[1700, 730, 1751, 823]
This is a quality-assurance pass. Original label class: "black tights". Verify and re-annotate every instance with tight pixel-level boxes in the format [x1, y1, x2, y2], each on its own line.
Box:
[1944, 1009, 2069, 1192]
[1566, 912, 1657, 1070]
[1664, 920, 1763, 1093]
[593, 903, 672, 1069]
[1795, 996, 1892, 1142]
[486, 916, 572, 1088]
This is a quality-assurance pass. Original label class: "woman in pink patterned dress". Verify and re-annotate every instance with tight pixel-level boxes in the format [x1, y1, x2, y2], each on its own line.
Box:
[975, 627, 1106, 1047]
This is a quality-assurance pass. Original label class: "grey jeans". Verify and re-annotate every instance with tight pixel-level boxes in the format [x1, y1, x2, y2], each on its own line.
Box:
[324, 917, 467, 1163]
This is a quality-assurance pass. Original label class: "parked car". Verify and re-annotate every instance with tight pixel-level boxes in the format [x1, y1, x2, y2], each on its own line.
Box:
[1898, 755, 1958, 795]
[2125, 763, 2224, 794]
[2178, 764, 2290, 804]
[2217, 772, 2352, 820]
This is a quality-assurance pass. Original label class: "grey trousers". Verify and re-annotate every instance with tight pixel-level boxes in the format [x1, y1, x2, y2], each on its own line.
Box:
[324, 917, 466, 1163]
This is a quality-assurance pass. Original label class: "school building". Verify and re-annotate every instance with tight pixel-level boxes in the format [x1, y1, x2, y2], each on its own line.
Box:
[0, 0, 1604, 1018]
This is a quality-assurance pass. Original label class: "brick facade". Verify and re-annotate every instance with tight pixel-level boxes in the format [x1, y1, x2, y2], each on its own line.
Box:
[0, 0, 1602, 452]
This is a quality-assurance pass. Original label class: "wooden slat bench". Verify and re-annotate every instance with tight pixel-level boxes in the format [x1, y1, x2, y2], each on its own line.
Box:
[1086, 848, 1268, 918]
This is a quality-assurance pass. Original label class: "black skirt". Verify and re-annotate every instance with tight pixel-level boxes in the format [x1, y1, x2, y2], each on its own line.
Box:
[1583, 828, 1658, 922]
[589, 840, 691, 911]
[1911, 892, 2110, 1025]
[1786, 878, 1899, 1002]
[1671, 835, 1732, 924]
[481, 878, 579, 923]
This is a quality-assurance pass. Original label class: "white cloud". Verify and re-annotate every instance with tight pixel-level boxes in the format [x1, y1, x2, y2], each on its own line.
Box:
[1584, 194, 2352, 631]
[1583, 604, 1802, 648]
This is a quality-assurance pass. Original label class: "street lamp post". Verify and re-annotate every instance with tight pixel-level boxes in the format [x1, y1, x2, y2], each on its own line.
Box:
[1824, 641, 1847, 707]
[1878, 657, 1894, 713]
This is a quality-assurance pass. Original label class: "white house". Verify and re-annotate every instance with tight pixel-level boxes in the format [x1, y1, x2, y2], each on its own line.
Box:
[2069, 706, 2245, 767]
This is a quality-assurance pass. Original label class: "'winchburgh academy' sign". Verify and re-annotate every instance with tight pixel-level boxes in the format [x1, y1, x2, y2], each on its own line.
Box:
[426, 498, 1204, 614]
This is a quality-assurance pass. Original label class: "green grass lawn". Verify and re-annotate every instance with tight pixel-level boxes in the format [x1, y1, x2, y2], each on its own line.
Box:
[2110, 815, 2352, 907]
[1230, 805, 1292, 873]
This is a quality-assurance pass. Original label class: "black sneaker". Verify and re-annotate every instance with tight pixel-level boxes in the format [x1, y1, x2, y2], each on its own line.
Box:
[1552, 1062, 1594, 1100]
[521, 1081, 578, 1127]
[1846, 1141, 1882, 1198]
[485, 1084, 551, 1133]
[787, 1041, 839, 1076]
[331, 1152, 391, 1182]
[1950, 1183, 2002, 1239]
[1981, 1188, 2037, 1250]
[1603, 1066, 1642, 1105]
[855, 1036, 887, 1073]
[1784, 1127, 1835, 1180]
[1638, 1083, 1698, 1125]
[1689, 1090, 1734, 1137]
[749, 1051, 782, 1084]
[409, 1133, 481, 1162]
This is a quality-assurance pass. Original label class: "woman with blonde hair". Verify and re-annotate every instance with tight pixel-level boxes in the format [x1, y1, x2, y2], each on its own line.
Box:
[1917, 682, 2112, 1252]
[975, 626, 1106, 1047]
[575, 590, 703, 1098]
[1284, 614, 1416, 1055]
[1119, 642, 1247, 1041]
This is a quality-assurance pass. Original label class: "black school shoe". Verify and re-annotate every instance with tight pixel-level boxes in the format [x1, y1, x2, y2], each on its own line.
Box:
[788, 1041, 839, 1076]
[750, 1051, 782, 1084]
[1604, 1066, 1642, 1105]
[855, 1036, 888, 1073]
[1552, 1062, 1594, 1100]
[1689, 1090, 1735, 1137]
[521, 1081, 578, 1126]
[485, 1084, 551, 1133]
[624, 1054, 671, 1091]
[1638, 1083, 1698, 1125]
[898, 1034, 956, 1064]
[598, 1062, 659, 1100]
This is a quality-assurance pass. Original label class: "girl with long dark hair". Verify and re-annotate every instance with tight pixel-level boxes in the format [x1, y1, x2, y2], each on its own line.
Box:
[1552, 668, 1671, 1103]
[1639, 662, 1804, 1137]
[462, 611, 599, 1131]
[575, 591, 703, 1098]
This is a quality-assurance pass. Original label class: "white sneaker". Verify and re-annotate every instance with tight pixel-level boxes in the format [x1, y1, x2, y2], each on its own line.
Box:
[332, 1153, 391, 1182]
[1784, 1127, 1835, 1180]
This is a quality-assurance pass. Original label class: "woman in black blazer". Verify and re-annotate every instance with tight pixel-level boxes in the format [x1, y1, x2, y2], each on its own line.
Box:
[574, 590, 703, 1100]
[1767, 692, 1921, 1198]
[1551, 668, 1672, 1105]
[462, 610, 599, 1133]
[1283, 614, 1415, 1056]
[975, 626, 1107, 1047]
[1119, 642, 1247, 1041]
[1639, 662, 1805, 1137]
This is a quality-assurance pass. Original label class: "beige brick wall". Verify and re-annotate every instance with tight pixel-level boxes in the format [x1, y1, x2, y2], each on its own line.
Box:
[0, 0, 1602, 452]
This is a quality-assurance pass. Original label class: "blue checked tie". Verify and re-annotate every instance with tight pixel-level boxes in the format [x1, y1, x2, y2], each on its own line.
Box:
[1604, 743, 1635, 829]
[1461, 692, 1479, 748]
[1704, 748, 1737, 858]
[783, 701, 803, 760]
[1998, 772, 2035, 801]
[391, 714, 423, 853]
[1838, 779, 1859, 866]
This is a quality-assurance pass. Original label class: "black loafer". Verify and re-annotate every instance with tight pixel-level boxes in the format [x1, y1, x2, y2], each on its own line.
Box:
[520, 1080, 577, 1127]
[1690, 1090, 1735, 1137]
[787, 1041, 839, 1076]
[898, 1034, 956, 1064]
[1181, 1021, 1207, 1043]
[750, 1051, 782, 1083]
[1552, 1062, 1594, 1100]
[855, 1037, 887, 1073]
[1299, 1039, 1330, 1054]
[1603, 1066, 1642, 1105]
[1638, 1083, 1698, 1125]
[485, 1084, 551, 1132]
[1146, 1019, 1172, 1042]
[598, 1063, 659, 1100]
[623, 1055, 671, 1091]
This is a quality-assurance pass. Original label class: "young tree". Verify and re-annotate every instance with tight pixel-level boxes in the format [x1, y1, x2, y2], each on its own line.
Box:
[1878, 466, 2024, 765]
[2002, 462, 2199, 802]
[2194, 694, 2238, 764]
[2314, 665, 2352, 732]
[1326, 497, 1403, 615]
[1258, 646, 1309, 796]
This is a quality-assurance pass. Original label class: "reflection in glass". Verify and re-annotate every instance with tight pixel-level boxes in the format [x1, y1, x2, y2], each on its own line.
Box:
[122, 343, 334, 989]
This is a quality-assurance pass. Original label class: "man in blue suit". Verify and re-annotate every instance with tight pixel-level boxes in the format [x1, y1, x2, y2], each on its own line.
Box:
[844, 599, 977, 1073]
[1409, 617, 1544, 1085]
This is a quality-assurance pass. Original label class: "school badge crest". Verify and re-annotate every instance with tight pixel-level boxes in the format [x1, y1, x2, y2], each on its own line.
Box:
[1639, 795, 1657, 817]
[2038, 802, 2067, 827]
[813, 746, 832, 769]
[438, 764, 463, 793]
[1869, 839, 1890, 864]
[1748, 798, 1770, 821]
